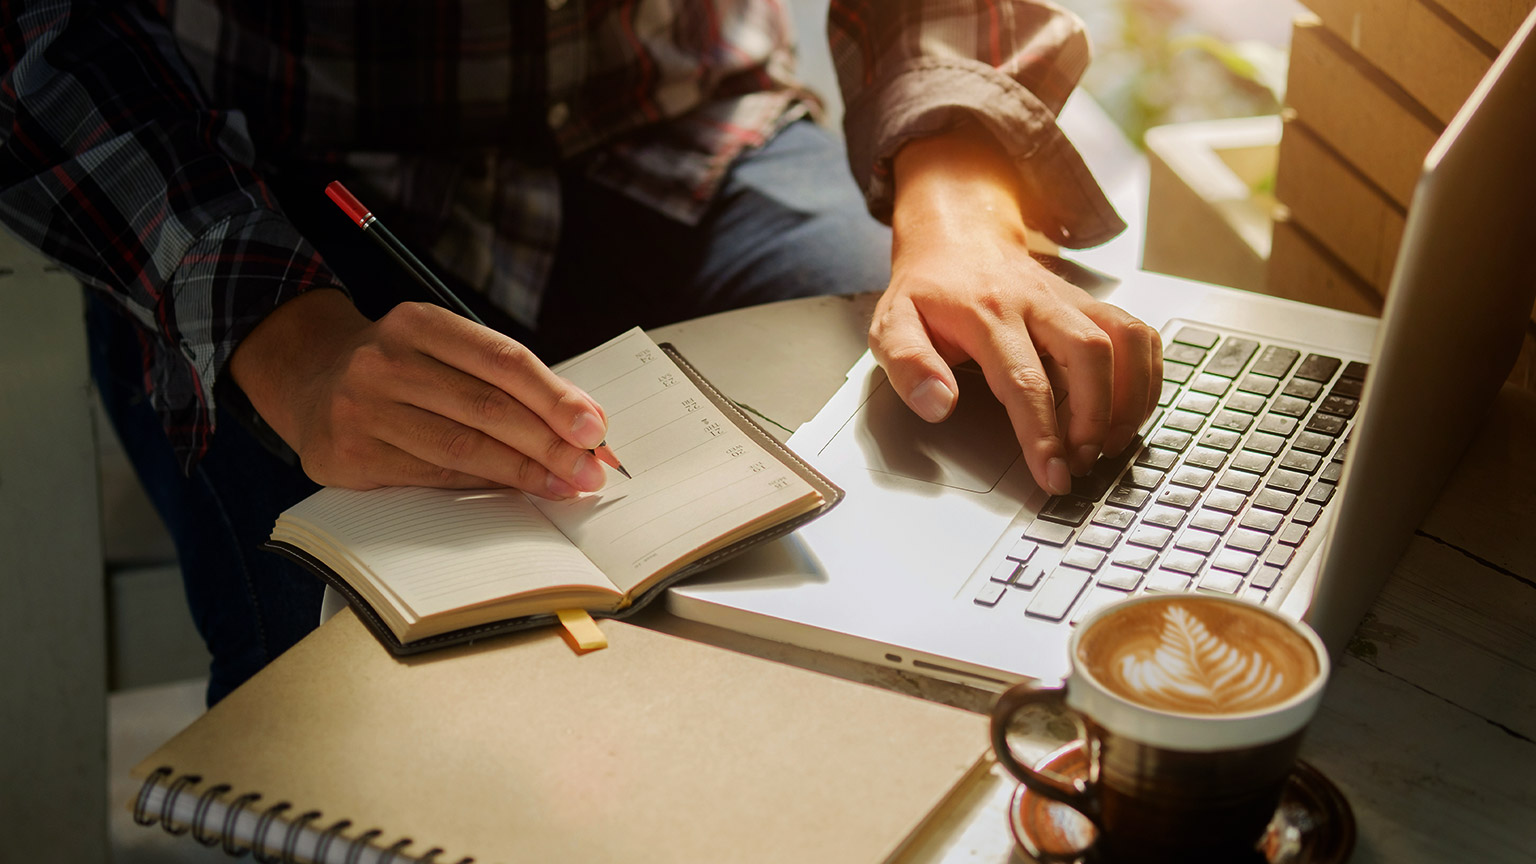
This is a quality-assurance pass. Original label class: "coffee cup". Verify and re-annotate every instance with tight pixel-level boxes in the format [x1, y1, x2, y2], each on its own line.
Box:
[990, 593, 1330, 863]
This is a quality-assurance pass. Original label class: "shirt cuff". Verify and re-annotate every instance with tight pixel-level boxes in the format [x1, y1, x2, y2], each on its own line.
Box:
[844, 57, 1127, 249]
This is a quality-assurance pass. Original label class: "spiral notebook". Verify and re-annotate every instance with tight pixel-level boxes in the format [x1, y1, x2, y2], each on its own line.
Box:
[130, 609, 989, 863]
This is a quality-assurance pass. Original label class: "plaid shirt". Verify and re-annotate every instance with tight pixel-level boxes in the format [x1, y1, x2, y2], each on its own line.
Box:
[0, 0, 1121, 470]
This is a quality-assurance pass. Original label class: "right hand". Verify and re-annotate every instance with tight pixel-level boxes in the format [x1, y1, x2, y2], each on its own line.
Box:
[229, 289, 610, 498]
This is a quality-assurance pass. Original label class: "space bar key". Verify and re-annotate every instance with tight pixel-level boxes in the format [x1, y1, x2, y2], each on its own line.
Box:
[1025, 569, 1090, 621]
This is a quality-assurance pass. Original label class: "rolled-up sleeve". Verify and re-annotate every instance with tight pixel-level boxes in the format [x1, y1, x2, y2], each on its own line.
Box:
[0, 0, 340, 470]
[828, 0, 1126, 248]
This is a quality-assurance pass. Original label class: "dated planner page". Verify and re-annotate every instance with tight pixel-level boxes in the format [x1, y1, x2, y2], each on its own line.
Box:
[274, 486, 618, 621]
[537, 328, 821, 596]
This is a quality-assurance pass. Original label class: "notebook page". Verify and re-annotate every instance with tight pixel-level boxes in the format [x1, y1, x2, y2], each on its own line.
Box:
[278, 487, 617, 619]
[539, 328, 819, 595]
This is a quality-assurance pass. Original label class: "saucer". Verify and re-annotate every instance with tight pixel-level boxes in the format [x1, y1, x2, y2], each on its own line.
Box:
[1008, 743, 1356, 863]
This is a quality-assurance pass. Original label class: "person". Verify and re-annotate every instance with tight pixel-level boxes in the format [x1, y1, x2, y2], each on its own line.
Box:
[0, 0, 1160, 703]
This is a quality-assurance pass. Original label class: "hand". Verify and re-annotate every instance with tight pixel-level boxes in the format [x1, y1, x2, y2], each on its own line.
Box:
[229, 289, 610, 497]
[874, 123, 1162, 496]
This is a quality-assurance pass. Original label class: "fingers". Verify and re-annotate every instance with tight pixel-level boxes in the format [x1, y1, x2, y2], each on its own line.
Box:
[1087, 305, 1163, 458]
[962, 318, 1075, 497]
[868, 294, 960, 423]
[1027, 307, 1116, 477]
[383, 303, 609, 451]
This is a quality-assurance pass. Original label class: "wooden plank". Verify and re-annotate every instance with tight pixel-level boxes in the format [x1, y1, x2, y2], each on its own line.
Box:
[1285, 17, 1444, 208]
[0, 235, 108, 860]
[1433, 0, 1535, 50]
[1299, 0, 1497, 123]
[1305, 655, 1536, 862]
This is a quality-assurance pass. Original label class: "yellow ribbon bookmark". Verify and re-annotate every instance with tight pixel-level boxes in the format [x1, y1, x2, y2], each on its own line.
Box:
[555, 609, 608, 653]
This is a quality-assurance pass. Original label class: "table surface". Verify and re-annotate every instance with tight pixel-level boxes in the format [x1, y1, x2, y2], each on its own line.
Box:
[642, 290, 1536, 864]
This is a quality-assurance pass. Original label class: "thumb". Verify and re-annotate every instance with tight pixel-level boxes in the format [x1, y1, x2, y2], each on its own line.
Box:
[870, 305, 960, 423]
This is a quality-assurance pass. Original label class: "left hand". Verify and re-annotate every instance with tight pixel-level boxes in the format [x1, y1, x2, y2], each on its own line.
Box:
[871, 122, 1163, 497]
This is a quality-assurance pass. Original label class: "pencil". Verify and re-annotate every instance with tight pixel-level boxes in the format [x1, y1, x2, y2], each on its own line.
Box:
[324, 180, 631, 480]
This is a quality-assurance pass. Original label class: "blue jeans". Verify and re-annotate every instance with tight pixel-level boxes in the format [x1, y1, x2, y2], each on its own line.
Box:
[91, 119, 890, 704]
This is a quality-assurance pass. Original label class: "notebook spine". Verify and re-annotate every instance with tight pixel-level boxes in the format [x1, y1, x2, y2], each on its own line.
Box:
[133, 766, 472, 864]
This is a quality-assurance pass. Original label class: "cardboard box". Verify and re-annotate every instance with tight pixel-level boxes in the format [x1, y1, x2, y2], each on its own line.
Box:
[1285, 16, 1443, 208]
[1274, 115, 1406, 290]
[1265, 211, 1383, 316]
[1143, 116, 1280, 293]
[1298, 0, 1495, 122]
[1434, 0, 1534, 50]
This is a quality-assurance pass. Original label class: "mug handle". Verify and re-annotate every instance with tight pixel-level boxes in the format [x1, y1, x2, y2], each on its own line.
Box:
[989, 679, 1098, 818]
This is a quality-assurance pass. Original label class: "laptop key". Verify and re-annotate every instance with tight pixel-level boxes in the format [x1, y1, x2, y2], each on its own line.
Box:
[1170, 465, 1215, 490]
[1225, 392, 1268, 414]
[1038, 496, 1096, 526]
[1190, 508, 1234, 533]
[1071, 587, 1128, 625]
[1160, 551, 1207, 575]
[1163, 361, 1196, 384]
[1092, 506, 1137, 530]
[1236, 374, 1279, 396]
[1077, 526, 1123, 551]
[1292, 432, 1335, 455]
[1340, 360, 1369, 380]
[1256, 414, 1298, 437]
[1164, 410, 1206, 433]
[974, 581, 1008, 606]
[1212, 411, 1254, 433]
[1159, 381, 1180, 407]
[1183, 446, 1229, 471]
[1107, 486, 1151, 510]
[1251, 565, 1285, 590]
[1014, 565, 1048, 590]
[1231, 451, 1273, 474]
[1283, 378, 1324, 401]
[1177, 392, 1220, 415]
[1329, 377, 1364, 400]
[1243, 432, 1287, 455]
[1265, 546, 1296, 568]
[1280, 450, 1323, 474]
[1173, 326, 1220, 349]
[1128, 525, 1174, 550]
[1267, 469, 1310, 493]
[1023, 520, 1075, 546]
[1135, 446, 1180, 472]
[1110, 547, 1159, 571]
[1197, 569, 1244, 595]
[1306, 483, 1337, 505]
[1305, 413, 1348, 437]
[1204, 489, 1248, 513]
[1291, 501, 1324, 526]
[1295, 354, 1343, 382]
[1191, 373, 1232, 396]
[1319, 461, 1344, 484]
[1205, 338, 1259, 377]
[1163, 342, 1208, 366]
[1061, 546, 1107, 572]
[1098, 565, 1145, 591]
[1270, 395, 1311, 417]
[1226, 528, 1271, 555]
[1005, 538, 1039, 563]
[1199, 428, 1242, 451]
[1211, 548, 1258, 576]
[1148, 429, 1193, 452]
[1025, 569, 1092, 621]
[1175, 527, 1221, 554]
[1318, 394, 1359, 417]
[1217, 469, 1261, 494]
[1124, 466, 1165, 490]
[1253, 489, 1298, 514]
[1250, 346, 1301, 378]
[1156, 485, 1201, 510]
[1143, 504, 1187, 530]
[1279, 523, 1310, 546]
[1239, 509, 1284, 534]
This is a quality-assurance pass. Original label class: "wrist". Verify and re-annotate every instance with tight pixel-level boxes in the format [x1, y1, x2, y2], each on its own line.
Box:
[228, 288, 366, 447]
[891, 122, 1029, 247]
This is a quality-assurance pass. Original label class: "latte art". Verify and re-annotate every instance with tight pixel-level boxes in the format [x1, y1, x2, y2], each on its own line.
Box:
[1076, 597, 1319, 715]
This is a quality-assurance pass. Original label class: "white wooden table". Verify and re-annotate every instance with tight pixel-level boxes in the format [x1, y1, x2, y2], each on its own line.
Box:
[643, 290, 1536, 864]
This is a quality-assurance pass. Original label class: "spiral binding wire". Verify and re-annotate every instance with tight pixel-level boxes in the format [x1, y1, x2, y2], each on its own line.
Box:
[133, 768, 475, 864]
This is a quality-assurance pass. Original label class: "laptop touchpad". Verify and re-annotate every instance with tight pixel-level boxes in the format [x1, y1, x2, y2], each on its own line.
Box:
[822, 367, 1021, 493]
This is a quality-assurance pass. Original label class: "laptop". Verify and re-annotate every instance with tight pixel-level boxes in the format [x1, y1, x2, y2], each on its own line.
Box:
[667, 10, 1536, 689]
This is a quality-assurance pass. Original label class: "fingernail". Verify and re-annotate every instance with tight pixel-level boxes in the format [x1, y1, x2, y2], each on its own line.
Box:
[572, 453, 606, 491]
[1073, 444, 1100, 476]
[546, 475, 578, 499]
[911, 377, 955, 422]
[1047, 457, 1072, 496]
[570, 411, 606, 449]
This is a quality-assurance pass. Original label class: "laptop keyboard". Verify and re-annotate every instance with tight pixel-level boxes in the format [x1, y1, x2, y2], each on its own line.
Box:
[971, 323, 1367, 625]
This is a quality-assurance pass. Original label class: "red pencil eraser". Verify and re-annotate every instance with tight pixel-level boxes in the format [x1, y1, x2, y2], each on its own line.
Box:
[325, 181, 371, 227]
